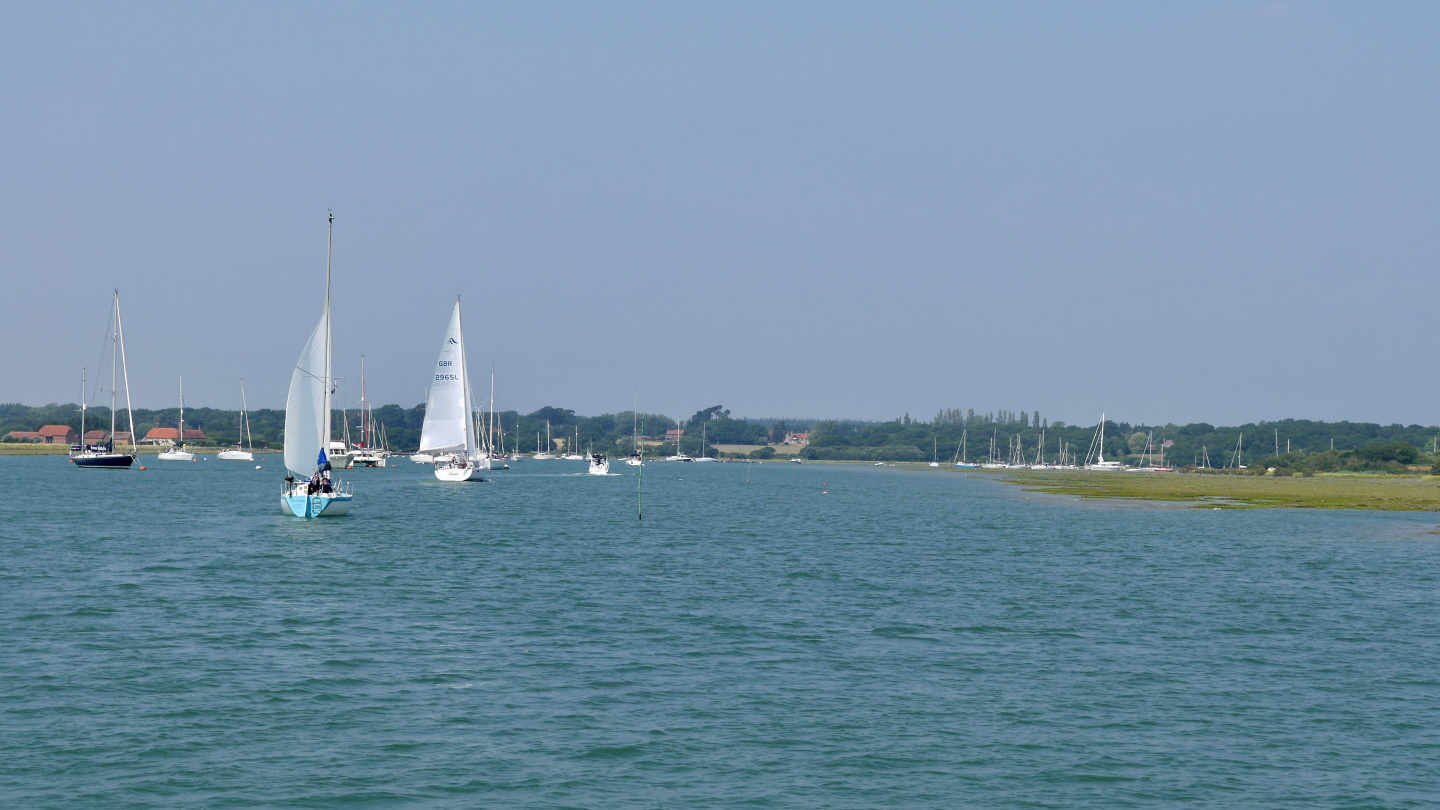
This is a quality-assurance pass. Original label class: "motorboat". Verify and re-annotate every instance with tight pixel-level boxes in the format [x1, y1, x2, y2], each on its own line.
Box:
[589, 453, 610, 475]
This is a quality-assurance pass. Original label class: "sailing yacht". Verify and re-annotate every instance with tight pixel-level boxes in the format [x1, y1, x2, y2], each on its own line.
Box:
[71, 291, 139, 469]
[694, 423, 716, 461]
[953, 429, 979, 468]
[421, 298, 484, 482]
[350, 356, 384, 467]
[280, 214, 354, 516]
[626, 392, 643, 466]
[218, 380, 256, 461]
[563, 426, 584, 461]
[929, 437, 940, 467]
[534, 422, 555, 459]
[157, 376, 196, 461]
[1085, 413, 1126, 471]
[666, 421, 693, 461]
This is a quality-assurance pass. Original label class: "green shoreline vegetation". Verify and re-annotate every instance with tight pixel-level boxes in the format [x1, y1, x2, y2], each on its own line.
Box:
[991, 469, 1440, 511]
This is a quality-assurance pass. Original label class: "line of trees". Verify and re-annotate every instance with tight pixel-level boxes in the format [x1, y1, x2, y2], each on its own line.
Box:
[6, 401, 1437, 467]
[0, 402, 801, 456]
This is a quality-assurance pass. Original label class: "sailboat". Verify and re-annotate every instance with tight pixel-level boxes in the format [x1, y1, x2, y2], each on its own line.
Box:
[666, 421, 694, 462]
[694, 423, 716, 461]
[1085, 413, 1126, 471]
[929, 437, 940, 467]
[218, 380, 255, 461]
[626, 391, 643, 466]
[420, 297, 484, 482]
[563, 425, 584, 461]
[534, 421, 555, 459]
[351, 357, 386, 467]
[71, 290, 138, 469]
[280, 213, 354, 517]
[157, 376, 196, 461]
[953, 429, 979, 468]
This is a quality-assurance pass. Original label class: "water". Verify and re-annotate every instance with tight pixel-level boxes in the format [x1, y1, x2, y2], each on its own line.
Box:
[4, 456, 1440, 807]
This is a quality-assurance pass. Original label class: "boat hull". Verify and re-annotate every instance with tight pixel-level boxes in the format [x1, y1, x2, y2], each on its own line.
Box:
[281, 492, 353, 517]
[157, 450, 196, 462]
[217, 450, 254, 461]
[435, 463, 483, 481]
[72, 453, 135, 469]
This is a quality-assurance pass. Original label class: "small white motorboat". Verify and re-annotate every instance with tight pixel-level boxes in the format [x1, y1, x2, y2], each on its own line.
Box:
[588, 453, 610, 475]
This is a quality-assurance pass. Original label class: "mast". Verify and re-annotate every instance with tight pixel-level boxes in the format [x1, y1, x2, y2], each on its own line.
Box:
[109, 294, 117, 443]
[80, 367, 86, 446]
[633, 389, 638, 456]
[241, 380, 252, 452]
[360, 355, 367, 448]
[115, 291, 136, 453]
[457, 296, 475, 460]
[323, 212, 333, 456]
[489, 362, 495, 457]
[178, 375, 185, 447]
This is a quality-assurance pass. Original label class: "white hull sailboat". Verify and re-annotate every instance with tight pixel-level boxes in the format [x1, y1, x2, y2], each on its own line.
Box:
[1085, 413, 1127, 471]
[280, 213, 354, 517]
[218, 379, 256, 461]
[157, 375, 196, 461]
[626, 391, 643, 466]
[421, 298, 484, 482]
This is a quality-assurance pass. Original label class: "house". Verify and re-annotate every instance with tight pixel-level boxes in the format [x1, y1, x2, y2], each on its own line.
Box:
[4, 431, 42, 442]
[37, 425, 78, 445]
[664, 429, 684, 441]
[783, 432, 808, 446]
[83, 430, 109, 444]
[113, 432, 134, 445]
[143, 427, 206, 445]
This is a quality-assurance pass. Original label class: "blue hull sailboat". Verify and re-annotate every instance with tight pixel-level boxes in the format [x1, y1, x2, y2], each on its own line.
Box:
[281, 213, 353, 517]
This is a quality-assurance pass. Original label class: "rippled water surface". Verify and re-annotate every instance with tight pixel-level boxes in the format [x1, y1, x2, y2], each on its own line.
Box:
[4, 456, 1440, 807]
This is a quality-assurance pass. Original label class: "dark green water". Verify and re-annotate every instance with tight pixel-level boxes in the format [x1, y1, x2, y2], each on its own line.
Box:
[4, 456, 1440, 807]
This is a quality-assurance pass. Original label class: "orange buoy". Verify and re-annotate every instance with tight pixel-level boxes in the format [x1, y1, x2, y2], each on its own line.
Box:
[139, 466, 146, 470]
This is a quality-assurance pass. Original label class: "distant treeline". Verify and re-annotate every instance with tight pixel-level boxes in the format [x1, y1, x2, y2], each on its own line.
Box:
[801, 413, 1440, 469]
[5, 401, 1437, 469]
[0, 402, 810, 456]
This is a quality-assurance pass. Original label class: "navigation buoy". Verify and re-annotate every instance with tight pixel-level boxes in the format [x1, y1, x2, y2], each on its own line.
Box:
[255, 465, 261, 470]
[139, 466, 146, 470]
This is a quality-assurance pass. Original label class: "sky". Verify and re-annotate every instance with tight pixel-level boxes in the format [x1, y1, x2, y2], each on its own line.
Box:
[2, 2, 1437, 426]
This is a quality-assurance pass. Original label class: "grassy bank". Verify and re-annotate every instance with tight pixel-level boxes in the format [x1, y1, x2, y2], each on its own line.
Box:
[995, 470, 1440, 511]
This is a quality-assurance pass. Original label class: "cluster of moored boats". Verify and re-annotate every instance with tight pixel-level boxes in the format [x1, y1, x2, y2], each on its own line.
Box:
[933, 414, 1174, 473]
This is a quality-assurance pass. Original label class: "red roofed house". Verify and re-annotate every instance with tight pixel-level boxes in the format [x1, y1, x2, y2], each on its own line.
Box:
[37, 425, 78, 445]
[664, 429, 684, 441]
[83, 430, 109, 444]
[783, 432, 808, 446]
[143, 427, 206, 446]
[4, 431, 42, 442]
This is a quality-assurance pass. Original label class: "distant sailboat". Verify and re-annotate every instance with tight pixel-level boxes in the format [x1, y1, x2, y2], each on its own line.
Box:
[421, 298, 484, 482]
[218, 380, 255, 461]
[953, 429, 979, 468]
[534, 421, 555, 459]
[280, 213, 354, 517]
[71, 290, 138, 469]
[1085, 413, 1126, 471]
[929, 437, 940, 467]
[563, 425, 584, 461]
[157, 376, 196, 462]
[626, 390, 643, 466]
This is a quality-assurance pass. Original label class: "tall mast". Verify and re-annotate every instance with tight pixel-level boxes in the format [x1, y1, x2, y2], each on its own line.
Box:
[457, 296, 475, 459]
[115, 291, 136, 452]
[324, 211, 333, 450]
[489, 362, 495, 457]
[110, 293, 117, 442]
[178, 375, 185, 445]
[80, 367, 86, 445]
[360, 355, 367, 448]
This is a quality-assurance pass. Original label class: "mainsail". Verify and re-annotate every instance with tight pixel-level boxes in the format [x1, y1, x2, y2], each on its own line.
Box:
[284, 308, 330, 477]
[419, 300, 474, 456]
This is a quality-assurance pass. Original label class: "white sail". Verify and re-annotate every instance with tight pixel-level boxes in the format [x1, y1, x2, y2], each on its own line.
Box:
[284, 308, 330, 477]
[419, 300, 473, 455]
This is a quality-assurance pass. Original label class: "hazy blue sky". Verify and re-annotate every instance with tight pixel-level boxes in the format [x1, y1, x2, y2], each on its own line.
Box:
[3, 2, 1437, 425]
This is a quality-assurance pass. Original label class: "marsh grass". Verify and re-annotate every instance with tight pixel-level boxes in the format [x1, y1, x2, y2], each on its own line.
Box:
[998, 470, 1440, 511]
